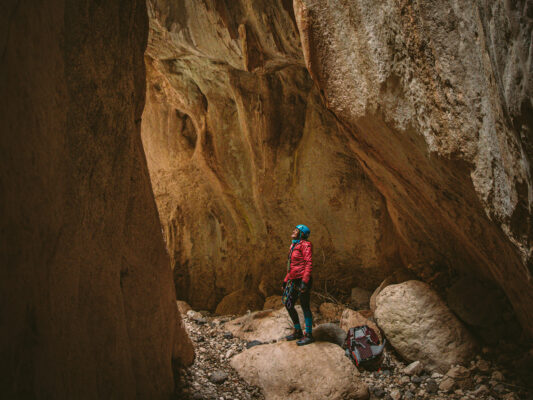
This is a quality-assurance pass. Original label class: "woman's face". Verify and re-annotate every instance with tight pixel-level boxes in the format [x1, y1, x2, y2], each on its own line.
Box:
[291, 228, 300, 239]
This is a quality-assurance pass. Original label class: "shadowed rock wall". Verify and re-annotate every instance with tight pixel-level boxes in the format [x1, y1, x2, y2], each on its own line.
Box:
[0, 1, 193, 398]
[142, 0, 402, 311]
[294, 0, 533, 334]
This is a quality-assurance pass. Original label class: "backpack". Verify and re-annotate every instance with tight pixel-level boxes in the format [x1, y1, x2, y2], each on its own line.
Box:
[344, 325, 386, 370]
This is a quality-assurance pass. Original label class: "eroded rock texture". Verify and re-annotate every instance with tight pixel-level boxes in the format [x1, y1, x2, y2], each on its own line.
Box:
[294, 0, 533, 334]
[143, 0, 533, 336]
[143, 1, 401, 311]
[0, 1, 193, 398]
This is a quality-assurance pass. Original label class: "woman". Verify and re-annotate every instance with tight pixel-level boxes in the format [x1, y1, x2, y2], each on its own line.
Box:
[282, 224, 314, 346]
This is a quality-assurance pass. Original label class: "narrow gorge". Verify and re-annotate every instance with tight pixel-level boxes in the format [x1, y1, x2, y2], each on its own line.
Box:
[1, 0, 532, 399]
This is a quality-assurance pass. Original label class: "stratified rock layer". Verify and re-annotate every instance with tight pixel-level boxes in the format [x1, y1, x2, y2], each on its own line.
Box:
[294, 0, 533, 334]
[143, 0, 401, 312]
[0, 1, 193, 398]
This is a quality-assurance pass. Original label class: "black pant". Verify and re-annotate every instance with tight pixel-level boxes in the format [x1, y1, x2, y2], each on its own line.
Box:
[285, 278, 313, 332]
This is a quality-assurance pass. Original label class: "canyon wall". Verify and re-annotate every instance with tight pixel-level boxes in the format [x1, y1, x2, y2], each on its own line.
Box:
[144, 0, 533, 335]
[143, 0, 402, 311]
[294, 0, 533, 333]
[0, 1, 193, 398]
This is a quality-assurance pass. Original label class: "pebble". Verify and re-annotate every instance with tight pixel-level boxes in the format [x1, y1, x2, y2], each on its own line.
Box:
[246, 340, 263, 349]
[403, 361, 423, 376]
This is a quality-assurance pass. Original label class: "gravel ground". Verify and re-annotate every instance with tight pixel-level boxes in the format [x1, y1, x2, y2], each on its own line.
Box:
[175, 312, 532, 400]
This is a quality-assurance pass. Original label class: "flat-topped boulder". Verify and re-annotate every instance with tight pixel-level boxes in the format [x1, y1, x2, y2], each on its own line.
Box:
[230, 341, 369, 400]
[225, 307, 303, 343]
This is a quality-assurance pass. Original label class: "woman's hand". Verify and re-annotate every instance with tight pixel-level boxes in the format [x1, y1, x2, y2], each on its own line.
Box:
[300, 281, 308, 293]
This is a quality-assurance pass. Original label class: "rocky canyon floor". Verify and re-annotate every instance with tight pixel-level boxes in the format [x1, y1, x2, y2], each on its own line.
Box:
[175, 305, 532, 400]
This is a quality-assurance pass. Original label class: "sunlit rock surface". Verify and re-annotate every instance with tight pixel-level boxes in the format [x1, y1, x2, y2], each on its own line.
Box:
[143, 0, 533, 335]
[143, 0, 401, 312]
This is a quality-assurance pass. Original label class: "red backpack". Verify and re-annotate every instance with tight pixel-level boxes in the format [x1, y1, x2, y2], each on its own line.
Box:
[345, 325, 386, 370]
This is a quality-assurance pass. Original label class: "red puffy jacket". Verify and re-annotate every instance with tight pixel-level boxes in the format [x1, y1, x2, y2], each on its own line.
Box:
[284, 240, 313, 283]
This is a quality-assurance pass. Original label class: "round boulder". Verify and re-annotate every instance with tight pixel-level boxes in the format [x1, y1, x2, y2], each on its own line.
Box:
[230, 341, 369, 400]
[375, 280, 476, 372]
[215, 289, 264, 315]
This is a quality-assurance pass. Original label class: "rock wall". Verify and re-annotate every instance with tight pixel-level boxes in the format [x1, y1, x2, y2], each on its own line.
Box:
[142, 0, 402, 311]
[294, 0, 533, 334]
[0, 1, 193, 398]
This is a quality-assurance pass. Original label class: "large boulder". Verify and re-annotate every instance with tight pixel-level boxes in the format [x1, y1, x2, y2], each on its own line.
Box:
[375, 281, 477, 372]
[319, 302, 344, 322]
[215, 289, 264, 315]
[230, 341, 369, 400]
[340, 309, 382, 342]
[263, 295, 283, 310]
[225, 307, 303, 343]
[350, 287, 372, 310]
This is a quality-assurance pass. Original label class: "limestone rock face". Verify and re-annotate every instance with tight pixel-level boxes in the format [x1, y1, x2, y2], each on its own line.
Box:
[294, 0, 533, 335]
[1, 1, 192, 398]
[375, 281, 477, 372]
[230, 341, 369, 400]
[142, 0, 401, 311]
[143, 0, 533, 337]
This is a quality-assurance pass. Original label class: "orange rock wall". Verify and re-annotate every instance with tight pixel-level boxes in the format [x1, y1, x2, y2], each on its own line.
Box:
[142, 0, 401, 311]
[143, 0, 533, 337]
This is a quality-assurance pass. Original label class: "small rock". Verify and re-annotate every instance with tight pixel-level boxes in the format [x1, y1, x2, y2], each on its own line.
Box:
[208, 370, 228, 384]
[390, 389, 401, 400]
[439, 376, 455, 392]
[403, 361, 423, 376]
[426, 379, 438, 394]
[491, 370, 504, 381]
[493, 383, 506, 393]
[225, 349, 235, 359]
[410, 375, 422, 384]
[223, 332, 233, 340]
[399, 376, 411, 385]
[246, 340, 263, 349]
[472, 384, 489, 395]
[403, 390, 414, 399]
[477, 359, 491, 373]
[430, 372, 442, 379]
[380, 369, 391, 377]
[373, 387, 385, 398]
[446, 365, 470, 379]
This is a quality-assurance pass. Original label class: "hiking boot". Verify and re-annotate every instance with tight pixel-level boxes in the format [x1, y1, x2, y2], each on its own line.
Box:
[296, 333, 314, 346]
[285, 329, 303, 341]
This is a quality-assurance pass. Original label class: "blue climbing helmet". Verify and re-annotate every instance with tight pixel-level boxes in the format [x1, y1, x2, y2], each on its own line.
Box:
[295, 224, 311, 239]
